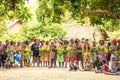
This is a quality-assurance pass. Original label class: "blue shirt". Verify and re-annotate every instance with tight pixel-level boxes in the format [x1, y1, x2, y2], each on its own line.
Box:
[15, 53, 21, 61]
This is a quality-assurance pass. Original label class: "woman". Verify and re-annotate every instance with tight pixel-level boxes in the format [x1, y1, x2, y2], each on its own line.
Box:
[97, 40, 107, 60]
[106, 42, 112, 65]
[24, 41, 31, 67]
[75, 39, 83, 70]
[63, 40, 69, 68]
[68, 39, 77, 71]
[49, 41, 56, 68]
[83, 39, 91, 70]
[91, 41, 98, 63]
[44, 41, 50, 67]
[7, 41, 16, 67]
[53, 38, 59, 67]
[57, 42, 64, 68]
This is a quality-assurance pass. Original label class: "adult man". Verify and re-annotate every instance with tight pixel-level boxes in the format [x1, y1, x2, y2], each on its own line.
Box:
[0, 41, 7, 68]
[31, 39, 40, 67]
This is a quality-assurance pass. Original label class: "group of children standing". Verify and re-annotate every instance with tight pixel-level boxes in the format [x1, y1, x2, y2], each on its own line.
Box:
[0, 38, 120, 74]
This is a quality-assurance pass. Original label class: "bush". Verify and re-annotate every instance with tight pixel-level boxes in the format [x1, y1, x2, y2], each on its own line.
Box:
[1, 23, 67, 42]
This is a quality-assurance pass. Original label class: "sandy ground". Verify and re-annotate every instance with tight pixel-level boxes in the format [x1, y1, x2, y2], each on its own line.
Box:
[0, 67, 119, 80]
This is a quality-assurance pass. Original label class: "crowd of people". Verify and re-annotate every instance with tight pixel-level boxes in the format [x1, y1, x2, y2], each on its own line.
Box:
[0, 38, 120, 75]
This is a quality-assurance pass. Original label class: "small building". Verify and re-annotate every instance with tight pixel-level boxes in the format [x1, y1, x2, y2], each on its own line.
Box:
[6, 19, 23, 33]
[63, 25, 102, 42]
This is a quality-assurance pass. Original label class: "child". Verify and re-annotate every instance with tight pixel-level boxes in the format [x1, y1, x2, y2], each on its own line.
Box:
[73, 61, 79, 71]
[14, 50, 21, 67]
[4, 56, 11, 69]
[116, 63, 120, 75]
[84, 58, 93, 71]
[101, 60, 109, 73]
[93, 57, 102, 73]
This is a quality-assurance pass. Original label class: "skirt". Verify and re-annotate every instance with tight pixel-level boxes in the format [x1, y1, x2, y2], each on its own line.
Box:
[64, 54, 69, 62]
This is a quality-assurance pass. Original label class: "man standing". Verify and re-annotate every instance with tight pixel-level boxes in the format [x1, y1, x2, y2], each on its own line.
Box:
[31, 39, 40, 67]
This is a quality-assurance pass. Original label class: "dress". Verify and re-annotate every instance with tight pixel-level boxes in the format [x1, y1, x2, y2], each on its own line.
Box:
[97, 45, 106, 58]
[40, 46, 45, 61]
[83, 44, 91, 62]
[57, 47, 64, 62]
[76, 47, 82, 61]
[24, 47, 31, 60]
[69, 49, 77, 61]
[9, 50, 15, 63]
[44, 46, 50, 61]
[64, 54, 69, 62]
[57, 54, 64, 62]
[64, 45, 69, 62]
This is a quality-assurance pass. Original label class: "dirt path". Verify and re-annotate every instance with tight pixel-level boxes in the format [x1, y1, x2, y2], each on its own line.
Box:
[0, 67, 119, 80]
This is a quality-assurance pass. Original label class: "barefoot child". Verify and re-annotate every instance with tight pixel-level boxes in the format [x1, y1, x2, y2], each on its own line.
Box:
[4, 56, 11, 69]
[14, 50, 21, 67]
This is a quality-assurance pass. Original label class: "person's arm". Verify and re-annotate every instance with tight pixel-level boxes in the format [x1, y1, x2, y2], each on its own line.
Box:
[14, 54, 17, 57]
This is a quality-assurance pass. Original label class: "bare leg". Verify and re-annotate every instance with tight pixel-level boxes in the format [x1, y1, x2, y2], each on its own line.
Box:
[62, 62, 64, 68]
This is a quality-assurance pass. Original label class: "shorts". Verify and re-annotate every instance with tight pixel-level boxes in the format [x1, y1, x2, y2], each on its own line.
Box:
[15, 60, 19, 65]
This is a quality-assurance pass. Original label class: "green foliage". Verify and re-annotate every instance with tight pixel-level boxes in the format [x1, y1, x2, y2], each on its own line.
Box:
[1, 23, 67, 42]
[1, 33, 27, 42]
[0, 21, 7, 38]
[16, 4, 32, 22]
[1, 0, 120, 42]
[36, 0, 120, 30]
[36, 0, 66, 25]
[0, 0, 32, 22]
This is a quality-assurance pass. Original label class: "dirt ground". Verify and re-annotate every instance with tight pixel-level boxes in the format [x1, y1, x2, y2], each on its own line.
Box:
[0, 67, 119, 80]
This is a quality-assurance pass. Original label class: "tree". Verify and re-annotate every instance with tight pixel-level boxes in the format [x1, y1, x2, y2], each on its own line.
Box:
[0, 0, 32, 22]
[36, 0, 120, 30]
[36, 0, 66, 25]
[0, 21, 7, 38]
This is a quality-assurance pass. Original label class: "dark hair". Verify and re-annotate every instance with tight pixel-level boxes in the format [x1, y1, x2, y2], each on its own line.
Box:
[34, 39, 37, 42]
[17, 42, 21, 46]
[59, 41, 63, 45]
[10, 41, 14, 45]
[26, 40, 29, 45]
[6, 40, 9, 43]
[70, 38, 74, 44]
[64, 40, 69, 44]
[99, 40, 105, 45]
[75, 38, 80, 44]
[85, 39, 89, 42]
[107, 42, 111, 46]
[46, 41, 49, 45]
[84, 41, 90, 50]
[118, 39, 120, 44]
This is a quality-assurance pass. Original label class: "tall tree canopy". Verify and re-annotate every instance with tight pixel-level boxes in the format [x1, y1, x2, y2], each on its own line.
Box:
[36, 0, 120, 30]
[0, 0, 32, 22]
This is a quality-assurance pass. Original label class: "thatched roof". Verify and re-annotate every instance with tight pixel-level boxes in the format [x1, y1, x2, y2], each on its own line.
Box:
[6, 19, 22, 33]
[6, 19, 22, 28]
[63, 25, 98, 41]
